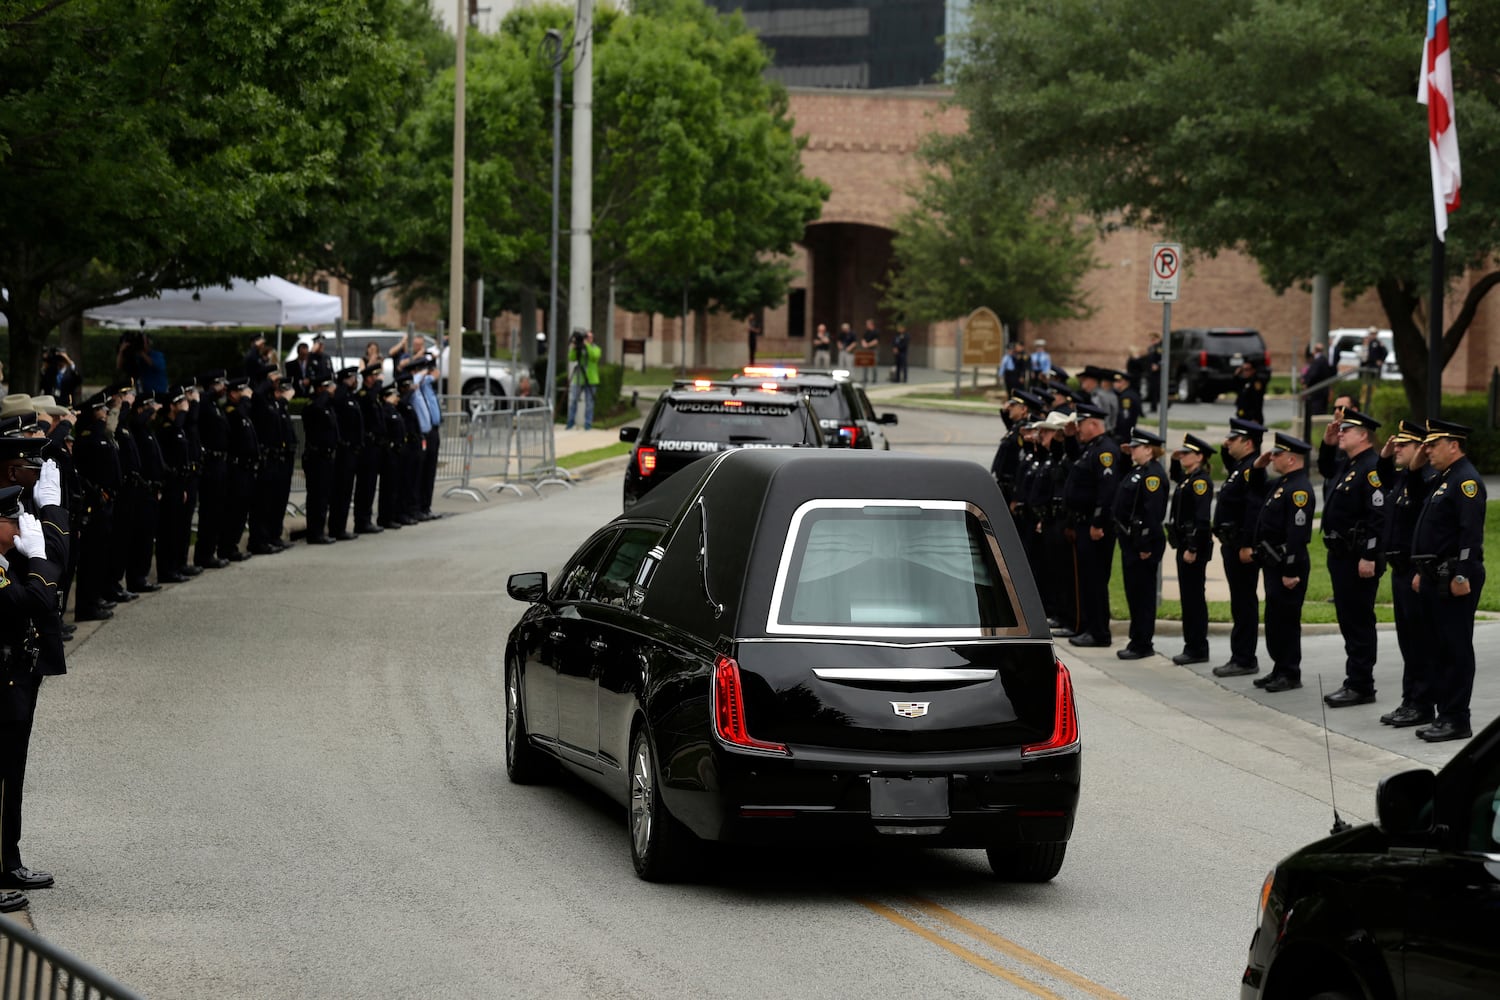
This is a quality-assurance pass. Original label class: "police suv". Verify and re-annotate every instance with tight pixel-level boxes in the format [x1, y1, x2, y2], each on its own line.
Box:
[734, 366, 897, 450]
[619, 380, 827, 508]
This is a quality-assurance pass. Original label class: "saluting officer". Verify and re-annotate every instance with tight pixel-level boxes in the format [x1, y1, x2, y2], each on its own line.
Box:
[193, 371, 230, 570]
[396, 373, 424, 525]
[301, 377, 339, 545]
[1251, 433, 1315, 693]
[1215, 419, 1267, 678]
[110, 384, 147, 598]
[1376, 420, 1438, 728]
[126, 393, 165, 593]
[71, 393, 119, 621]
[1318, 408, 1388, 708]
[1409, 418, 1486, 742]
[218, 376, 260, 562]
[1042, 412, 1083, 636]
[353, 365, 385, 534]
[1112, 369, 1141, 442]
[1065, 403, 1123, 648]
[328, 366, 364, 541]
[377, 382, 407, 529]
[1113, 428, 1168, 659]
[268, 377, 299, 545]
[1167, 434, 1215, 665]
[991, 393, 1035, 501]
[1234, 361, 1267, 425]
[1012, 419, 1046, 604]
[153, 389, 193, 583]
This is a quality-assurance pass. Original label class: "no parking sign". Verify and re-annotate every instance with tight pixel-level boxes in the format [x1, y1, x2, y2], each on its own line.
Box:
[1149, 243, 1181, 302]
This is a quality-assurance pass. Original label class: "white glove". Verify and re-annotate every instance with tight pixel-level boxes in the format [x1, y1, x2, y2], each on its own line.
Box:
[14, 512, 46, 561]
[35, 459, 61, 508]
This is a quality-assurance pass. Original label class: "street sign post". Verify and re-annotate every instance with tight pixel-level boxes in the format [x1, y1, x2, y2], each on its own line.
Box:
[1149, 242, 1182, 606]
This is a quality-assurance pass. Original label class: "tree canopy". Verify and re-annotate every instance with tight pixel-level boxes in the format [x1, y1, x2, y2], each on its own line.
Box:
[955, 0, 1500, 415]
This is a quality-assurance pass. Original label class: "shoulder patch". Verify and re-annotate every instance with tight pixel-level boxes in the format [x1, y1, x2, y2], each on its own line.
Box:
[1253, 381, 1264, 391]
[1293, 490, 1310, 508]
[1122, 399, 1133, 409]
[1100, 452, 1114, 467]
[1145, 475, 1161, 492]
[1242, 469, 1251, 482]
[1366, 471, 1382, 489]
[1193, 479, 1208, 496]
[1463, 479, 1480, 498]
[0, 568, 8, 589]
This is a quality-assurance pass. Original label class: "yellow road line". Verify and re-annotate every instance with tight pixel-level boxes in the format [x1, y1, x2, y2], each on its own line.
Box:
[854, 898, 1065, 1000]
[909, 897, 1131, 1000]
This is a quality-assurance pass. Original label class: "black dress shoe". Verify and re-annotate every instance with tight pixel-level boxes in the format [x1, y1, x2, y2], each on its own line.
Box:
[96, 599, 118, 610]
[224, 551, 251, 562]
[376, 520, 402, 530]
[158, 573, 190, 584]
[128, 582, 162, 593]
[107, 588, 136, 602]
[0, 866, 52, 890]
[1387, 706, 1435, 728]
[398, 516, 420, 526]
[1418, 720, 1472, 742]
[0, 891, 27, 913]
[1116, 646, 1153, 660]
[1214, 662, 1259, 677]
[1172, 651, 1210, 666]
[1068, 633, 1111, 648]
[61, 622, 77, 635]
[331, 532, 358, 541]
[248, 544, 279, 555]
[1262, 675, 1302, 693]
[1252, 673, 1276, 688]
[1050, 626, 1077, 638]
[306, 535, 335, 545]
[178, 565, 203, 577]
[1324, 686, 1376, 708]
[75, 606, 113, 623]
[196, 557, 230, 569]
[355, 524, 385, 534]
[1046, 617, 1062, 629]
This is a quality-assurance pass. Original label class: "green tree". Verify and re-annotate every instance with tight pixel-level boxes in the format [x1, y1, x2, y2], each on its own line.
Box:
[956, 0, 1500, 417]
[0, 0, 410, 390]
[882, 135, 1095, 332]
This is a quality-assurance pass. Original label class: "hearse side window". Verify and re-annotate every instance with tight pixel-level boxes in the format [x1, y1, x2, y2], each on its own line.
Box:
[554, 531, 617, 602]
[588, 528, 664, 607]
[768, 500, 1020, 635]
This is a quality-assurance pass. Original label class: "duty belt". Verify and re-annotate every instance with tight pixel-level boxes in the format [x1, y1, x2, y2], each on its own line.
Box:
[1411, 555, 1456, 586]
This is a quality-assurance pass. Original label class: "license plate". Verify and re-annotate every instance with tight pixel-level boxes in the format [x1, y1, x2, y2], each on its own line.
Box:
[870, 776, 950, 820]
[1229, 353, 1245, 367]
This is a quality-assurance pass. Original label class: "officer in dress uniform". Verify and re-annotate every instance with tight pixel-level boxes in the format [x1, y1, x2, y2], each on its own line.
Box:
[1234, 361, 1267, 425]
[353, 365, 385, 534]
[990, 393, 1036, 501]
[1318, 408, 1388, 707]
[1065, 403, 1123, 648]
[153, 389, 193, 584]
[1113, 428, 1168, 659]
[1409, 418, 1486, 742]
[174, 387, 203, 579]
[248, 367, 288, 555]
[193, 371, 230, 570]
[110, 384, 148, 598]
[1036, 412, 1081, 636]
[1251, 433, 1315, 693]
[1112, 369, 1142, 442]
[1167, 433, 1215, 665]
[1215, 418, 1268, 678]
[127, 393, 165, 592]
[377, 382, 407, 529]
[71, 393, 119, 621]
[218, 377, 260, 561]
[1011, 420, 1045, 605]
[396, 373, 424, 525]
[1375, 420, 1438, 728]
[0, 436, 68, 676]
[0, 478, 67, 908]
[269, 378, 298, 544]
[301, 377, 339, 545]
[1078, 366, 1119, 431]
[328, 366, 364, 541]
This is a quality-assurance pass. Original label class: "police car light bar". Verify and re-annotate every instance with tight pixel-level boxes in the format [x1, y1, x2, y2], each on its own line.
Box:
[742, 366, 797, 378]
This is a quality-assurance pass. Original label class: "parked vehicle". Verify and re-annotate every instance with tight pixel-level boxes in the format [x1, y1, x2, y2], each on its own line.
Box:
[733, 366, 897, 449]
[1168, 328, 1270, 402]
[283, 330, 518, 405]
[505, 449, 1081, 882]
[1241, 713, 1500, 998]
[1329, 328, 1401, 382]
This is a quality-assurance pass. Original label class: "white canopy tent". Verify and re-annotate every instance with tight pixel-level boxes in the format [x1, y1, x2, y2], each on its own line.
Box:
[84, 276, 342, 328]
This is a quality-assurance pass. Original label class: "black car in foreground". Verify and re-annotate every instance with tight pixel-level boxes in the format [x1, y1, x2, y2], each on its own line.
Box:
[618, 380, 825, 508]
[1242, 714, 1500, 998]
[505, 450, 1081, 882]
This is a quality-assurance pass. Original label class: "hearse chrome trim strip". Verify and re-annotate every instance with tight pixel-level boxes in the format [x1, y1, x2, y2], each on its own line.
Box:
[813, 668, 997, 682]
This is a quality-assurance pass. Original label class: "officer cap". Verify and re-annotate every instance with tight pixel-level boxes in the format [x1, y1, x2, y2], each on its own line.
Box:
[28, 395, 71, 417]
[1080, 365, 1113, 382]
[312, 332, 326, 343]
[0, 436, 45, 467]
[226, 376, 251, 391]
[314, 376, 337, 389]
[0, 485, 23, 520]
[197, 369, 227, 387]
[1074, 402, 1109, 421]
[394, 372, 414, 387]
[1391, 419, 1426, 444]
[338, 366, 360, 380]
[1272, 432, 1312, 455]
[105, 380, 134, 396]
[1, 412, 37, 435]
[133, 392, 158, 409]
[1338, 408, 1380, 432]
[1045, 380, 1073, 397]
[362, 364, 384, 379]
[1228, 417, 1266, 440]
[82, 391, 110, 411]
[1047, 365, 1070, 381]
[1177, 433, 1215, 457]
[1111, 368, 1133, 382]
[1128, 428, 1164, 448]
[162, 389, 186, 406]
[381, 382, 399, 397]
[1424, 417, 1471, 442]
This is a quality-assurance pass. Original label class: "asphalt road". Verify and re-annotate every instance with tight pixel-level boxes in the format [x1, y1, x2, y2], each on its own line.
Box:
[25, 409, 1441, 999]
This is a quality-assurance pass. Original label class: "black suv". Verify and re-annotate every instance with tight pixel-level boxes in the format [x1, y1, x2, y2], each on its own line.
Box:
[1241, 713, 1500, 999]
[736, 366, 898, 449]
[619, 381, 825, 507]
[1168, 328, 1269, 402]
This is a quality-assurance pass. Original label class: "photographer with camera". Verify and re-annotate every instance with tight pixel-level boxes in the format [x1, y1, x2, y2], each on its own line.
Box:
[565, 329, 601, 431]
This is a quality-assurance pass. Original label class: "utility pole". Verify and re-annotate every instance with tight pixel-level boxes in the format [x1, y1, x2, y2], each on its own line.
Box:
[567, 0, 594, 347]
[542, 29, 565, 412]
[447, 0, 467, 407]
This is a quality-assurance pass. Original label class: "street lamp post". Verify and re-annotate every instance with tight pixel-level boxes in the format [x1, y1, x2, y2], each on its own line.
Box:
[542, 28, 565, 413]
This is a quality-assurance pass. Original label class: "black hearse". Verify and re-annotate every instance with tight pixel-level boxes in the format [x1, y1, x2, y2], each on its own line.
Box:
[505, 450, 1081, 882]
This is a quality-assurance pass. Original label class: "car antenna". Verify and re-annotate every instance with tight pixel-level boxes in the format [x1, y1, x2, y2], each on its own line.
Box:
[1318, 675, 1353, 835]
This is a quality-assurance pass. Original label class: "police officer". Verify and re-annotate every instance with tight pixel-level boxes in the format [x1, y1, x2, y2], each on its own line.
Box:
[1318, 408, 1387, 707]
[1112, 369, 1141, 442]
[353, 364, 386, 534]
[1251, 433, 1315, 693]
[1234, 361, 1267, 425]
[1065, 403, 1123, 647]
[1078, 366, 1119, 431]
[126, 393, 165, 592]
[71, 393, 119, 620]
[218, 376, 260, 561]
[1113, 428, 1168, 659]
[328, 366, 363, 541]
[302, 376, 339, 544]
[175, 385, 203, 578]
[1214, 419, 1267, 678]
[110, 384, 148, 597]
[378, 381, 408, 529]
[153, 389, 193, 584]
[1168, 434, 1215, 665]
[1029, 413, 1080, 634]
[193, 371, 230, 570]
[396, 373, 424, 525]
[991, 392, 1037, 501]
[1409, 418, 1486, 742]
[269, 377, 298, 544]
[1376, 420, 1437, 728]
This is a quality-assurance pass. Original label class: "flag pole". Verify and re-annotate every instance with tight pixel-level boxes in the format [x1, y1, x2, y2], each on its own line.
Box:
[1429, 233, 1444, 420]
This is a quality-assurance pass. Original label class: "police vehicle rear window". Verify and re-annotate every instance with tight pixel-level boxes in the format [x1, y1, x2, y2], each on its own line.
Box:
[651, 399, 810, 447]
[766, 500, 1023, 637]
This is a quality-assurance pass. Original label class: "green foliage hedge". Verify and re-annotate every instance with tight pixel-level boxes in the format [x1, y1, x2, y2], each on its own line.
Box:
[1365, 384, 1500, 473]
[536, 358, 626, 423]
[0, 327, 270, 389]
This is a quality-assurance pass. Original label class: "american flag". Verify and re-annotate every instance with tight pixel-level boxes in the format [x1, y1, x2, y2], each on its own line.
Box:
[1418, 0, 1461, 241]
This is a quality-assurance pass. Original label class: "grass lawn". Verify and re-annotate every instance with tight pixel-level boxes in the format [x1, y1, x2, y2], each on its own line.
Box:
[557, 440, 631, 467]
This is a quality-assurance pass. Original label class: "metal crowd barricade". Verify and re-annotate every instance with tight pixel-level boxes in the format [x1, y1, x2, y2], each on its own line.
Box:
[506, 403, 572, 493]
[0, 915, 147, 1000]
[287, 412, 306, 516]
[434, 404, 484, 503]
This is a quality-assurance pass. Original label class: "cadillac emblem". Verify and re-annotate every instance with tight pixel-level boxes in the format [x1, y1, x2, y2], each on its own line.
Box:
[891, 701, 930, 719]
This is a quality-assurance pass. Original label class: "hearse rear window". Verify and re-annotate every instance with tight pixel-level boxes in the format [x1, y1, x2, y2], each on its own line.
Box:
[653, 400, 808, 446]
[766, 500, 1022, 636]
